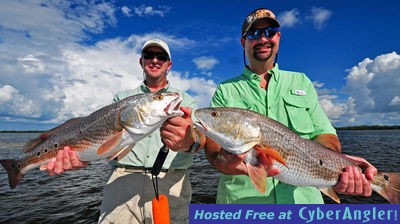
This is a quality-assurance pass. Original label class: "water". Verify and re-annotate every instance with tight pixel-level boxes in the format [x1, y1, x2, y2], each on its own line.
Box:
[0, 130, 399, 223]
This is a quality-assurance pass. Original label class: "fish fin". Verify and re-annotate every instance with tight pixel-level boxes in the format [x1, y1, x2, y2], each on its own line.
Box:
[319, 187, 341, 203]
[246, 162, 268, 193]
[108, 144, 134, 161]
[97, 131, 123, 156]
[374, 172, 400, 204]
[254, 145, 287, 167]
[23, 118, 81, 153]
[0, 159, 24, 189]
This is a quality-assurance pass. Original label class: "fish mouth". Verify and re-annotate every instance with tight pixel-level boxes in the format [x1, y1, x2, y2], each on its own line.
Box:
[164, 94, 184, 116]
[193, 119, 208, 133]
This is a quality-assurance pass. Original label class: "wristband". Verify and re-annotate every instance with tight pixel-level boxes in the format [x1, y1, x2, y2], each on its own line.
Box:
[185, 131, 200, 154]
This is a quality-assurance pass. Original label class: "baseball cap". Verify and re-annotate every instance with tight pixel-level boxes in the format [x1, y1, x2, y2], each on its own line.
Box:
[141, 39, 171, 60]
[241, 8, 280, 37]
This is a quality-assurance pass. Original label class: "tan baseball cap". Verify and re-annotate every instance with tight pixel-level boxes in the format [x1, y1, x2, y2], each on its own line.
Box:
[141, 39, 171, 60]
[241, 8, 280, 37]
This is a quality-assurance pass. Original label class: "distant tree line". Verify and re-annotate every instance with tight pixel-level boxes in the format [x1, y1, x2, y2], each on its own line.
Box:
[335, 125, 400, 130]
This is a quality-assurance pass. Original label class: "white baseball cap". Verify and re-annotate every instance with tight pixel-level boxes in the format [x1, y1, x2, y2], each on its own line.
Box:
[141, 39, 171, 60]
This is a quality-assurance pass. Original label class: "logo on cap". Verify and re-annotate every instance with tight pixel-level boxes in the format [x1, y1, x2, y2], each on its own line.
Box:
[242, 8, 280, 37]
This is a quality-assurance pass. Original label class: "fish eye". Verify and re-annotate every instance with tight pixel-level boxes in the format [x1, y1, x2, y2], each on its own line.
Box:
[211, 111, 219, 117]
[153, 94, 164, 101]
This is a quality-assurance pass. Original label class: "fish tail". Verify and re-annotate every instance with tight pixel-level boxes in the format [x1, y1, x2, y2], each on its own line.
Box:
[0, 159, 24, 189]
[375, 172, 400, 204]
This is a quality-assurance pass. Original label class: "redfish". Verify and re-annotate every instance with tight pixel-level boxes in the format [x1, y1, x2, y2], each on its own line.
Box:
[1, 92, 183, 189]
[194, 107, 400, 204]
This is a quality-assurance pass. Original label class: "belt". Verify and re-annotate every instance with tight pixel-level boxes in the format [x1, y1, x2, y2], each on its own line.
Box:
[115, 165, 169, 173]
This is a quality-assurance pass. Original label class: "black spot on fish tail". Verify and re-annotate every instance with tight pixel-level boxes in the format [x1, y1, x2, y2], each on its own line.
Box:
[383, 174, 390, 181]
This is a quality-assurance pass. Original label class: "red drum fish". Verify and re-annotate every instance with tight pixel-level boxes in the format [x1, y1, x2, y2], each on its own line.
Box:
[194, 107, 400, 204]
[1, 92, 183, 189]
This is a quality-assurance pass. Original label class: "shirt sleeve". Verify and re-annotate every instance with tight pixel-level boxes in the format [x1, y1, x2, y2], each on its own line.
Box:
[210, 85, 225, 107]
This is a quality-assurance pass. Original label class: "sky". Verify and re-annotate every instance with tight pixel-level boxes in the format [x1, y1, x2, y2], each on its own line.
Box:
[0, 0, 399, 130]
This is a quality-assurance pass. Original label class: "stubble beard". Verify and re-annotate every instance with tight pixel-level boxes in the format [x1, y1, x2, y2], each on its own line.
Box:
[252, 43, 274, 62]
[253, 51, 273, 62]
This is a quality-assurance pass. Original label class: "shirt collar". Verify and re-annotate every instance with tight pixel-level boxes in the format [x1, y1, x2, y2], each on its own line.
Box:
[270, 63, 280, 82]
[243, 63, 280, 82]
[140, 81, 170, 93]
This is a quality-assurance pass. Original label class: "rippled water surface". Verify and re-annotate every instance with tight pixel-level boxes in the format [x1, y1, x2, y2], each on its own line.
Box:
[0, 130, 399, 223]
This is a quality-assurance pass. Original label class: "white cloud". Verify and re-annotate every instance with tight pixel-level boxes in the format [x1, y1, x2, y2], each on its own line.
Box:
[306, 7, 332, 30]
[0, 1, 213, 129]
[1, 32, 214, 125]
[0, 85, 40, 118]
[389, 96, 400, 106]
[121, 6, 132, 17]
[0, 85, 17, 105]
[313, 82, 347, 124]
[318, 95, 347, 120]
[278, 9, 300, 28]
[133, 5, 170, 17]
[344, 52, 400, 114]
[168, 73, 216, 108]
[313, 56, 400, 126]
[320, 51, 400, 127]
[192, 56, 219, 71]
[18, 54, 45, 74]
[0, 1, 116, 46]
[313, 81, 324, 88]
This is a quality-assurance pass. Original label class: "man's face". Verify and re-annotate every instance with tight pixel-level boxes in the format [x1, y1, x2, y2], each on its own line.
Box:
[140, 46, 172, 79]
[241, 20, 280, 63]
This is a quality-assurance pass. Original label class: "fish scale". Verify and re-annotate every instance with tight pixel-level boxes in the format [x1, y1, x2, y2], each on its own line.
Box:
[1, 92, 184, 189]
[194, 107, 400, 204]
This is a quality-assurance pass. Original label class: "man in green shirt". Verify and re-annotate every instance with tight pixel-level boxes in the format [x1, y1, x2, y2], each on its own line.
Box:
[46, 39, 206, 223]
[205, 8, 377, 204]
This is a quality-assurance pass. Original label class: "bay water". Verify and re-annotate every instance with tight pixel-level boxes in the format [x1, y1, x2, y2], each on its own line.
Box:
[0, 130, 399, 223]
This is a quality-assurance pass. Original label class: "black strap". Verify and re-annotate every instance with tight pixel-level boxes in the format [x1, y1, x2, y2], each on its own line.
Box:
[151, 143, 169, 200]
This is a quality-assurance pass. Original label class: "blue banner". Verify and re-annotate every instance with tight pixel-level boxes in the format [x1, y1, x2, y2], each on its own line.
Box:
[189, 204, 399, 223]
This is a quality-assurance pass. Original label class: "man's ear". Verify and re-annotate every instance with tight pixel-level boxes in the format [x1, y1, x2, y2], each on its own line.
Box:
[240, 37, 245, 48]
[139, 57, 144, 68]
[167, 60, 172, 71]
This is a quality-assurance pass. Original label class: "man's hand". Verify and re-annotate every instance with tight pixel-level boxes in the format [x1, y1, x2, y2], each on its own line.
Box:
[215, 149, 248, 175]
[160, 106, 196, 152]
[333, 155, 377, 196]
[46, 146, 89, 176]
[208, 139, 280, 177]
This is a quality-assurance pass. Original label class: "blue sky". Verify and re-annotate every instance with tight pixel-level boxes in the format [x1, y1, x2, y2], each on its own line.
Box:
[0, 0, 399, 130]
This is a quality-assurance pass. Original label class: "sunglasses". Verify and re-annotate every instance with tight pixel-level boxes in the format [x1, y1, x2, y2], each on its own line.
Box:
[142, 52, 170, 62]
[245, 27, 279, 40]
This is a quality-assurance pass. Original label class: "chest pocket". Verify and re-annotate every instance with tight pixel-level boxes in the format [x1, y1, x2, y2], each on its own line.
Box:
[283, 95, 314, 134]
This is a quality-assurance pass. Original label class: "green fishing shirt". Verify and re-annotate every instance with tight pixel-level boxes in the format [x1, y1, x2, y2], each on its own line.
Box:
[111, 81, 198, 169]
[211, 64, 337, 204]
